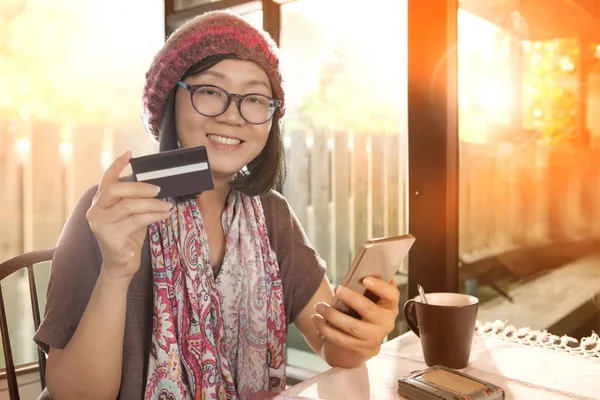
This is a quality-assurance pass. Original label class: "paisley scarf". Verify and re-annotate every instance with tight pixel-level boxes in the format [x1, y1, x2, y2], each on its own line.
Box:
[144, 191, 287, 399]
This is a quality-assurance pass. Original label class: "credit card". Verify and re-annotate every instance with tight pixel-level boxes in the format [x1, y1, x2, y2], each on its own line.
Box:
[129, 145, 214, 199]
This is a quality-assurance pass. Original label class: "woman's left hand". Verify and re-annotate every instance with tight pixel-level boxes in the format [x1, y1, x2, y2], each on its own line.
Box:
[311, 276, 400, 359]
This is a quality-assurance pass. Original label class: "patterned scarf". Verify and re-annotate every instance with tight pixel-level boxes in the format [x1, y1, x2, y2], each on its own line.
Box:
[144, 191, 287, 399]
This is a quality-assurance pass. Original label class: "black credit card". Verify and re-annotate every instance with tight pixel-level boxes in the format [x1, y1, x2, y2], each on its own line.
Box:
[129, 145, 214, 199]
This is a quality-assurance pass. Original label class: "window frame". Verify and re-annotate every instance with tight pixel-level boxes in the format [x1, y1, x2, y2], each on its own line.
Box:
[406, 0, 460, 299]
[165, 0, 283, 43]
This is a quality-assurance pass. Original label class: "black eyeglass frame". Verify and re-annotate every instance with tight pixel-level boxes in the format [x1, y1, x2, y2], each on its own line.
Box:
[177, 81, 281, 125]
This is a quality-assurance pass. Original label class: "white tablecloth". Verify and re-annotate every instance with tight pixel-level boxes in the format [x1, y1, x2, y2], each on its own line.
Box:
[281, 330, 600, 399]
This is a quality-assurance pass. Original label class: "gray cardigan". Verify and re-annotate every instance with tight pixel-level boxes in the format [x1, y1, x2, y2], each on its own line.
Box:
[34, 185, 326, 399]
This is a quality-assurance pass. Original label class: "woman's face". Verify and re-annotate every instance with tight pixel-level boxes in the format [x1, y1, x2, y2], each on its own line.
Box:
[174, 59, 273, 181]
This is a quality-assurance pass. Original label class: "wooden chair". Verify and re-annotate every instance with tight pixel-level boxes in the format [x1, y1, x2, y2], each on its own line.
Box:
[0, 248, 54, 400]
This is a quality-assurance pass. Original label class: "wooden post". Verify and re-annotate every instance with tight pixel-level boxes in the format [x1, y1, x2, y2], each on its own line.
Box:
[458, 142, 469, 255]
[547, 148, 569, 241]
[386, 134, 401, 237]
[505, 143, 525, 245]
[20, 122, 34, 255]
[164, 0, 174, 38]
[59, 124, 76, 220]
[333, 131, 351, 280]
[284, 128, 309, 229]
[352, 134, 369, 255]
[72, 125, 104, 200]
[408, 0, 459, 297]
[31, 123, 64, 250]
[262, 0, 280, 46]
[480, 147, 496, 248]
[0, 119, 28, 368]
[0, 119, 23, 262]
[310, 131, 331, 279]
[491, 144, 511, 248]
[30, 122, 62, 342]
[371, 135, 386, 238]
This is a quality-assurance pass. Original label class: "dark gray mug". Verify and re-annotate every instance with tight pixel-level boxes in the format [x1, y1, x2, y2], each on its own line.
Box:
[403, 292, 479, 369]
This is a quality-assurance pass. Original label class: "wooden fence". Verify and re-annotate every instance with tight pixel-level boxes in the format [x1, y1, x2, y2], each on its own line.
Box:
[1, 121, 157, 258]
[282, 129, 409, 285]
[3, 118, 600, 366]
[0, 123, 410, 286]
[0, 120, 410, 365]
[0, 120, 156, 367]
[459, 140, 600, 262]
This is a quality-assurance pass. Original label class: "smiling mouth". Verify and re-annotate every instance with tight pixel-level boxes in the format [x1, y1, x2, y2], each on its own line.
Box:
[207, 134, 243, 146]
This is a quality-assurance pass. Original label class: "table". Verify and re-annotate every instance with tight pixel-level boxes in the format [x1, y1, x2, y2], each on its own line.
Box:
[281, 322, 600, 399]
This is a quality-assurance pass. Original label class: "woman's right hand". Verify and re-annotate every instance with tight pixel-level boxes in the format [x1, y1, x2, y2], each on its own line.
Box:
[86, 150, 172, 281]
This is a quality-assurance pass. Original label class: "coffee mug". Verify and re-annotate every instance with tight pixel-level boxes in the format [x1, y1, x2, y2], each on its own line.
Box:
[403, 292, 479, 369]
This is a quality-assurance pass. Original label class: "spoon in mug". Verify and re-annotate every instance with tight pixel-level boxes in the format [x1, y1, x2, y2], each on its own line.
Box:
[417, 284, 429, 304]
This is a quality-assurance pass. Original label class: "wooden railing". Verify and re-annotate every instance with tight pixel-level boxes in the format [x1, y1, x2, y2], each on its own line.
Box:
[2, 120, 600, 370]
[459, 140, 600, 262]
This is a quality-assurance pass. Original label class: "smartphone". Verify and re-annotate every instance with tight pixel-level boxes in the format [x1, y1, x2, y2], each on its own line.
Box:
[331, 234, 415, 319]
[397, 365, 505, 399]
[129, 145, 214, 199]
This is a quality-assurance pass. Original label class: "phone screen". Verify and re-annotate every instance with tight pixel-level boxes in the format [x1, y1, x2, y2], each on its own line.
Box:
[417, 369, 485, 395]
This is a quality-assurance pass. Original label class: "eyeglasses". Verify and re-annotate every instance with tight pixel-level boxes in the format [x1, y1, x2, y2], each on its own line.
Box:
[177, 81, 281, 125]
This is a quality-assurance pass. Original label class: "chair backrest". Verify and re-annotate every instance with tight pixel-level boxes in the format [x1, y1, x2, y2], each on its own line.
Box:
[0, 248, 54, 400]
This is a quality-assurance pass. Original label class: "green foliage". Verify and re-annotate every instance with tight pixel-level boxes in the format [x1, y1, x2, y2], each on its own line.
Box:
[0, 0, 144, 124]
[294, 35, 403, 135]
[297, 8, 600, 144]
[521, 38, 580, 146]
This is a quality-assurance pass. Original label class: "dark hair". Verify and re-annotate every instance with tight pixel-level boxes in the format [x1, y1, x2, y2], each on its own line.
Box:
[158, 53, 287, 198]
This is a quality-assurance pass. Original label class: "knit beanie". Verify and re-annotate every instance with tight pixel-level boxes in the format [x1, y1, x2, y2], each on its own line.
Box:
[142, 10, 285, 140]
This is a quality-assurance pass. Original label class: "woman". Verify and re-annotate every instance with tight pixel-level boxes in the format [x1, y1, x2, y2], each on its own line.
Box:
[34, 10, 400, 400]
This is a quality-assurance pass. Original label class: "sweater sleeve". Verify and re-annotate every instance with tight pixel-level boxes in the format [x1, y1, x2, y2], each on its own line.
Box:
[261, 191, 328, 324]
[33, 184, 102, 353]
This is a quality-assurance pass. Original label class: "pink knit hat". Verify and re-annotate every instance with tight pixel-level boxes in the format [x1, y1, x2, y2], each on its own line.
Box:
[142, 10, 285, 140]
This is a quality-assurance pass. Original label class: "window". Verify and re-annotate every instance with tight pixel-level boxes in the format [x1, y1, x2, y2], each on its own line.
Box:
[1, 0, 411, 379]
[174, 0, 217, 12]
[167, 0, 262, 34]
[457, 1, 600, 338]
[279, 0, 408, 373]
